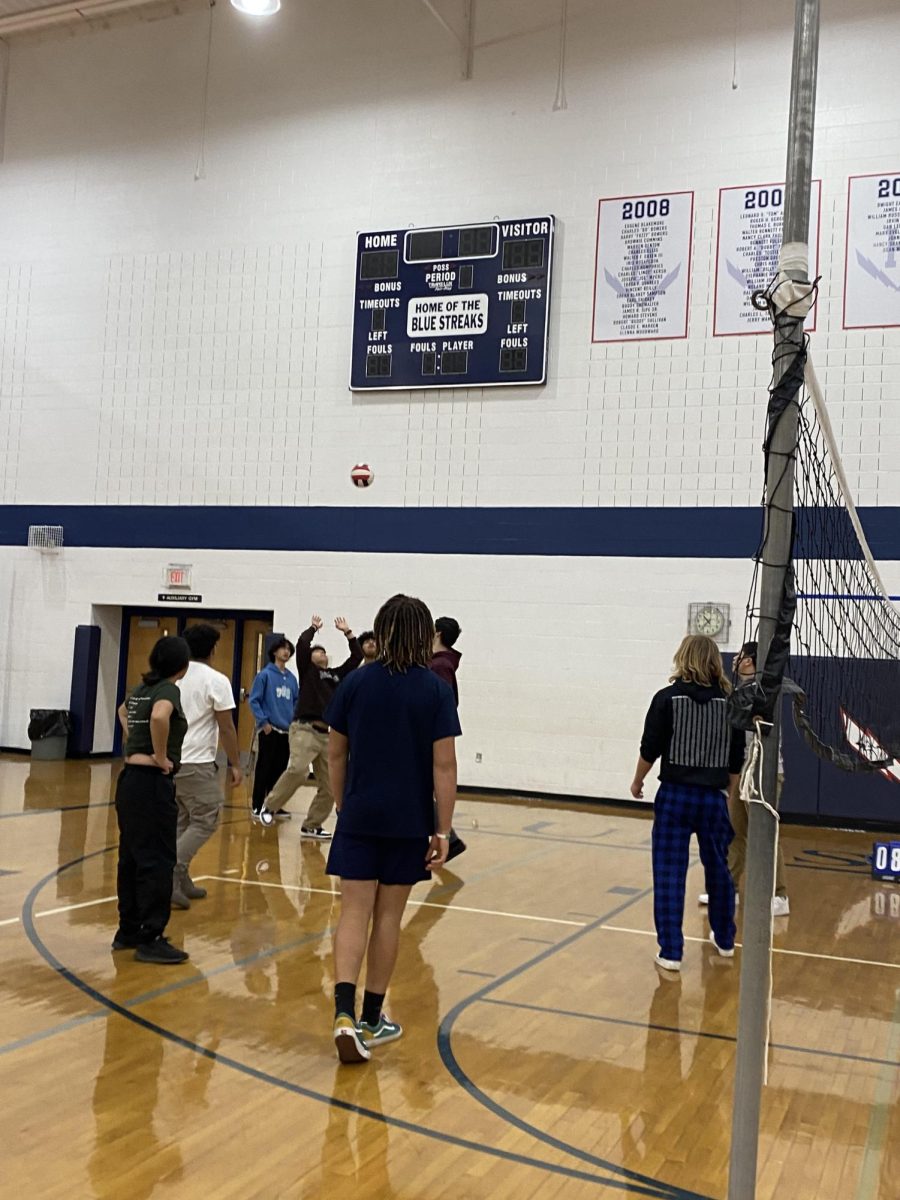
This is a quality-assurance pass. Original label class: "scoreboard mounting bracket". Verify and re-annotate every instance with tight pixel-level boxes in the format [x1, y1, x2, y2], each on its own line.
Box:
[350, 215, 555, 391]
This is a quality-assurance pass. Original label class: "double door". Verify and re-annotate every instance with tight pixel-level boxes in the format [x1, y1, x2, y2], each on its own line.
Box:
[119, 610, 275, 758]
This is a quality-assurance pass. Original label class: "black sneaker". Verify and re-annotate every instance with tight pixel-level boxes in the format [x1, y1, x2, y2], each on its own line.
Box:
[111, 934, 139, 950]
[134, 937, 189, 965]
[300, 825, 332, 840]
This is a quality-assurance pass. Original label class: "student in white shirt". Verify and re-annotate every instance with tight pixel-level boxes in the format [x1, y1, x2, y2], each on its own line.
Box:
[173, 624, 243, 910]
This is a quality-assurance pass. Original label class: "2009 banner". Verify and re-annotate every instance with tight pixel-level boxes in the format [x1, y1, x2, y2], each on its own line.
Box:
[844, 172, 900, 330]
[592, 191, 694, 342]
[714, 180, 821, 336]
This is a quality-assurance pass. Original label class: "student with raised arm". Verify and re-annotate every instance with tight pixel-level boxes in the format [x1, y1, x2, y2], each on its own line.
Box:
[257, 615, 362, 835]
[631, 635, 745, 973]
[324, 594, 461, 1063]
[114, 635, 191, 965]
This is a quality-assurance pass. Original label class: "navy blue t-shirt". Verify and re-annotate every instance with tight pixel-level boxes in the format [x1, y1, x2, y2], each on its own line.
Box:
[324, 662, 462, 838]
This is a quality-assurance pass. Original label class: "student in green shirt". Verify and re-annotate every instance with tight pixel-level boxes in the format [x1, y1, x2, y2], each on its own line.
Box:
[114, 635, 191, 964]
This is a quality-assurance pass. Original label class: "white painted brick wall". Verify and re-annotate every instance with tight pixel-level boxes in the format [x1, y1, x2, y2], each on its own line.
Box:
[1, 0, 900, 798]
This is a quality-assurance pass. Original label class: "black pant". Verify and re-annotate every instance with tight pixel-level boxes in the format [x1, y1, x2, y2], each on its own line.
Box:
[115, 765, 177, 944]
[252, 729, 290, 810]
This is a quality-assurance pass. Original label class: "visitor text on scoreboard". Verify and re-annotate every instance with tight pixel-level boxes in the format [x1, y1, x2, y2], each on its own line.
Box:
[350, 216, 555, 390]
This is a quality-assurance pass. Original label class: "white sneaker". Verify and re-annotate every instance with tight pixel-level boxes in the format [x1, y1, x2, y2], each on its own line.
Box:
[771, 895, 790, 917]
[708, 930, 735, 958]
[654, 954, 681, 972]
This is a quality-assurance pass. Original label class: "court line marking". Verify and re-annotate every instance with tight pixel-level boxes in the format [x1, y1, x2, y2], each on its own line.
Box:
[437, 885, 713, 1200]
[6, 876, 897, 971]
[17, 851, 695, 1199]
[598, 923, 900, 971]
[197, 875, 588, 927]
[480, 997, 900, 1070]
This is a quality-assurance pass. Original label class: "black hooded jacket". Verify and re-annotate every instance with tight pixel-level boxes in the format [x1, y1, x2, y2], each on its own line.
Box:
[640, 679, 745, 789]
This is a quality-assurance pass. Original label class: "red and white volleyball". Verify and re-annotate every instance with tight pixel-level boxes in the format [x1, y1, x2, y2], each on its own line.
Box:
[351, 463, 374, 488]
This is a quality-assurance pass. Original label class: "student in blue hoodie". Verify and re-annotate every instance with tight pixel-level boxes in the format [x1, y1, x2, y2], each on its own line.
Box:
[248, 637, 298, 815]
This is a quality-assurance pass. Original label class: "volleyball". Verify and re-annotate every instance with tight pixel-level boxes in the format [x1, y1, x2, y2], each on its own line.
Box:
[351, 463, 374, 488]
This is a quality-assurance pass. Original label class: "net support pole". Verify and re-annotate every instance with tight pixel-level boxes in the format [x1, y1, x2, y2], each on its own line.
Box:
[727, 3, 819, 1199]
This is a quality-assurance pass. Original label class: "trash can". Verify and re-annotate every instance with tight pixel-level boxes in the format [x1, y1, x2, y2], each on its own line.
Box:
[28, 709, 72, 761]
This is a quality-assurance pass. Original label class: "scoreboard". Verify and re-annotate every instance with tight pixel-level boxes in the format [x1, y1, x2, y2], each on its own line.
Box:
[350, 216, 555, 391]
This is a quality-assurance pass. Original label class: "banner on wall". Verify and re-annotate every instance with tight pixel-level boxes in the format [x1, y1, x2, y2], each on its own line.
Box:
[714, 180, 821, 336]
[844, 172, 900, 330]
[592, 191, 693, 342]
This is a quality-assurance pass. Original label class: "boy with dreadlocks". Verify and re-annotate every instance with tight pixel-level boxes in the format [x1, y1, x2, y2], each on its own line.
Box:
[324, 594, 461, 1063]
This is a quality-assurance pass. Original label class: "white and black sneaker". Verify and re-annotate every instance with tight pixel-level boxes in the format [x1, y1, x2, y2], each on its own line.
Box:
[252, 807, 275, 827]
[301, 825, 331, 840]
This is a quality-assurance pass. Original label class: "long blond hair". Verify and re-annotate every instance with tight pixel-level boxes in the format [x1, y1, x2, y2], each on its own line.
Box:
[669, 635, 731, 692]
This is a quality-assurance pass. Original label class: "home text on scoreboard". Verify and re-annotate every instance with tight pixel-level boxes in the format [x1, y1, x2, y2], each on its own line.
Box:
[350, 216, 555, 391]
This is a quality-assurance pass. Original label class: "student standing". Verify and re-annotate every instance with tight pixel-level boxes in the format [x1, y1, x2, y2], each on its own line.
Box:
[631, 635, 745, 972]
[114, 635, 191, 965]
[258, 616, 362, 834]
[698, 640, 791, 916]
[358, 631, 377, 665]
[248, 637, 298, 816]
[325, 594, 461, 1063]
[429, 615, 466, 861]
[172, 624, 243, 910]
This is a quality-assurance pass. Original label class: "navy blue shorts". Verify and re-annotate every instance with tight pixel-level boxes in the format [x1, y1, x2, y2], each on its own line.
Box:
[326, 831, 431, 886]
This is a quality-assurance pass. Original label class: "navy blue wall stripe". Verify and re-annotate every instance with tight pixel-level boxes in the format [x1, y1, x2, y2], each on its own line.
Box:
[2, 505, 899, 559]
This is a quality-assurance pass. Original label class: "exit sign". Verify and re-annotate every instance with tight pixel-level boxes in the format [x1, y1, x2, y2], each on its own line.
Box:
[164, 563, 192, 590]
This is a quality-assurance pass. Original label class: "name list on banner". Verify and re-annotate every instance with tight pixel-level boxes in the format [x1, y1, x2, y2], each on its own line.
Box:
[714, 180, 820, 336]
[592, 191, 694, 342]
[844, 173, 900, 330]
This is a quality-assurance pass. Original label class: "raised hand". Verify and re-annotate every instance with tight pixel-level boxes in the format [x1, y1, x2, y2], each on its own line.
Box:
[310, 614, 323, 631]
[334, 616, 352, 635]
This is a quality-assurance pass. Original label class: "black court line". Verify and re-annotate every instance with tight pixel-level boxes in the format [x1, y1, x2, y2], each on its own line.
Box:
[481, 998, 900, 1071]
[19, 849, 695, 1198]
[437, 883, 715, 1200]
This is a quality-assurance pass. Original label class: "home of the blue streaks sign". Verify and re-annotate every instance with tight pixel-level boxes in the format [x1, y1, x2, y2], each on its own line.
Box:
[350, 217, 555, 390]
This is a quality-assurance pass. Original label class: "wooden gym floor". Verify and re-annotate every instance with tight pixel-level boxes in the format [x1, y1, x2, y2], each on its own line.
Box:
[1, 755, 898, 1200]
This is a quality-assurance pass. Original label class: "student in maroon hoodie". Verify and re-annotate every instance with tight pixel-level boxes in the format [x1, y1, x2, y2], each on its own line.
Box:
[430, 616, 466, 861]
[430, 617, 462, 703]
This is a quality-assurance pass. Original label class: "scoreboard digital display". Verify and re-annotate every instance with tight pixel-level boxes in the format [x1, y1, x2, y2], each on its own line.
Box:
[350, 216, 555, 391]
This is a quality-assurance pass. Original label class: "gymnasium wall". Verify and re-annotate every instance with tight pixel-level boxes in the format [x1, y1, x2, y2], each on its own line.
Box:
[1, 0, 900, 799]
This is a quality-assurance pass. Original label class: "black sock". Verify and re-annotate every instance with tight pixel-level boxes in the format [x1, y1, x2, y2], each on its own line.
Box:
[361, 990, 385, 1026]
[334, 982, 356, 1020]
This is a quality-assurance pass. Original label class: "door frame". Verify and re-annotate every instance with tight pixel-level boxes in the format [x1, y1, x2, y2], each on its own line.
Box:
[114, 606, 274, 754]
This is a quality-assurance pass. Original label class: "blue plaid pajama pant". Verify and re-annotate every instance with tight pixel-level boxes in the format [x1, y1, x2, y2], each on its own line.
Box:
[652, 782, 736, 961]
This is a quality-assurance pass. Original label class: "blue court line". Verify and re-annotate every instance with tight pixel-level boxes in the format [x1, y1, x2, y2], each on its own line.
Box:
[18, 853, 702, 1198]
[437, 884, 715, 1200]
[458, 969, 496, 979]
[480, 997, 900, 1071]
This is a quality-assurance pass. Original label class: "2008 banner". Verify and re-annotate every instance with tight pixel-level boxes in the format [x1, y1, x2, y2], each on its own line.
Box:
[592, 191, 694, 342]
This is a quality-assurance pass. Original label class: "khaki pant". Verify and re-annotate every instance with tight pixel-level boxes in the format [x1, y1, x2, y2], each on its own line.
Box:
[727, 777, 787, 899]
[175, 762, 222, 868]
[264, 722, 333, 826]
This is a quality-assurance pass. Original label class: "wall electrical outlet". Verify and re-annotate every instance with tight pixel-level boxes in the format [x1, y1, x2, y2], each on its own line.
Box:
[475, 752, 482, 763]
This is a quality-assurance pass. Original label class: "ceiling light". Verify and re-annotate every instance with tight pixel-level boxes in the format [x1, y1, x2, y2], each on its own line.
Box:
[230, 0, 281, 15]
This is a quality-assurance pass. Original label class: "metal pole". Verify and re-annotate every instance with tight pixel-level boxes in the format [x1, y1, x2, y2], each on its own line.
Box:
[727, 3, 819, 1198]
